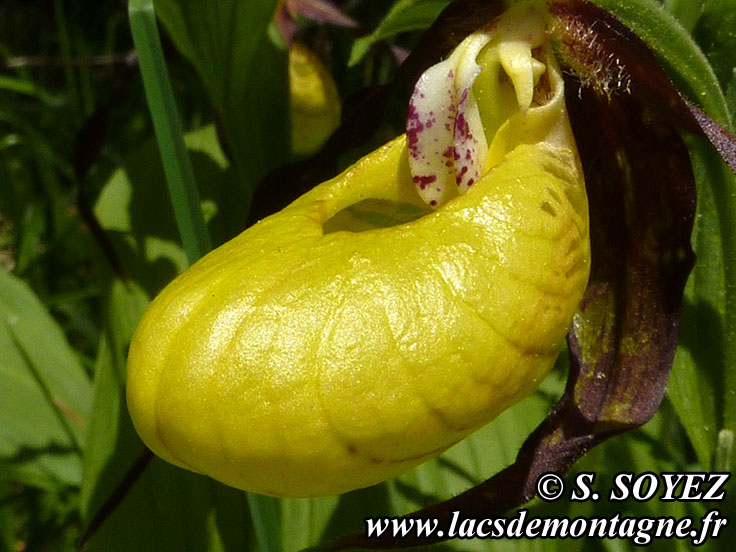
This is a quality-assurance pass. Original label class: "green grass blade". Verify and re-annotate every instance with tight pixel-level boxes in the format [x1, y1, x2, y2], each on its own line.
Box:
[128, 0, 211, 264]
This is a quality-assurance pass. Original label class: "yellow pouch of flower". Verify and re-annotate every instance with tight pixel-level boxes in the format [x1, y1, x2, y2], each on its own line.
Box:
[127, 1, 590, 497]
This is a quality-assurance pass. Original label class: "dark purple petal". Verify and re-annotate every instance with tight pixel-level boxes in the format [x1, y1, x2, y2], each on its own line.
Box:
[286, 0, 359, 28]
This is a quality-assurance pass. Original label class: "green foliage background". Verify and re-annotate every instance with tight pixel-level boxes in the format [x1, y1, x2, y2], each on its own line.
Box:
[0, 0, 734, 550]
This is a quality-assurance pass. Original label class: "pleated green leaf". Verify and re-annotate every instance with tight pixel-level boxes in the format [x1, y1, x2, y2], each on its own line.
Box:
[348, 0, 450, 66]
[0, 267, 92, 488]
[153, 0, 289, 184]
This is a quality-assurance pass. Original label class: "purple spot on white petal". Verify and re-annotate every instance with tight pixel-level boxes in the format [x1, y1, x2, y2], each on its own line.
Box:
[455, 113, 470, 139]
[413, 174, 437, 190]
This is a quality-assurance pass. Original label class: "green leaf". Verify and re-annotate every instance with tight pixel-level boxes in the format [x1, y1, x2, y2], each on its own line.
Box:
[668, 137, 726, 470]
[83, 458, 255, 552]
[280, 495, 341, 552]
[0, 267, 92, 488]
[93, 125, 247, 295]
[693, 0, 736, 97]
[153, 0, 290, 184]
[80, 279, 149, 521]
[662, 0, 705, 33]
[348, 0, 451, 66]
[591, 0, 732, 127]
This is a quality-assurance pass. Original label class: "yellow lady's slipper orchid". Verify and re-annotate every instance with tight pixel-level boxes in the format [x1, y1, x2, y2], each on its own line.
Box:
[126, 0, 590, 497]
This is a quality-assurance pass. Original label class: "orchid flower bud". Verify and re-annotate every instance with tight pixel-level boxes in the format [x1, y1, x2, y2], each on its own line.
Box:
[289, 43, 341, 156]
[126, 0, 590, 497]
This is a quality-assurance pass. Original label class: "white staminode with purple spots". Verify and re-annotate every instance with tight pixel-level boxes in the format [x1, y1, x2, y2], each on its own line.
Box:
[406, 1, 551, 208]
